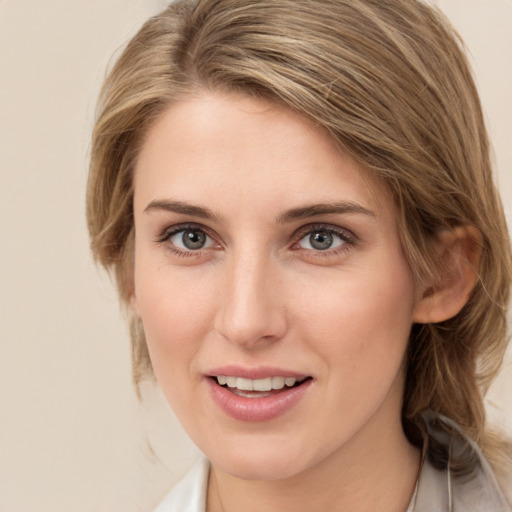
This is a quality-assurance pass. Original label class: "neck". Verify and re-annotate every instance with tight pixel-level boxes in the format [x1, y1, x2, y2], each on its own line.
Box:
[207, 409, 420, 512]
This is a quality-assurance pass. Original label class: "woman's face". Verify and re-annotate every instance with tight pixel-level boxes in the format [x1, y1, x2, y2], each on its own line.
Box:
[132, 92, 422, 480]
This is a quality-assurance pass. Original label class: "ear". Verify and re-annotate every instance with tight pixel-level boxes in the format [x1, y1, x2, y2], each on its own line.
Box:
[413, 226, 482, 324]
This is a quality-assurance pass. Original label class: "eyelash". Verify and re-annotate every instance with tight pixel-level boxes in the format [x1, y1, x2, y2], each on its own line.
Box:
[291, 223, 356, 257]
[155, 222, 356, 259]
[155, 223, 217, 258]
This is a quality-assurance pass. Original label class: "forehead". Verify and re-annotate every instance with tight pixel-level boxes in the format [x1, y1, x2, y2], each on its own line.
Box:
[134, 91, 392, 220]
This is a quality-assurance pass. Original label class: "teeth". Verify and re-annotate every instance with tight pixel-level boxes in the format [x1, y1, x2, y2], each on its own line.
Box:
[237, 377, 253, 391]
[271, 376, 285, 389]
[253, 377, 272, 391]
[226, 376, 237, 388]
[216, 375, 303, 391]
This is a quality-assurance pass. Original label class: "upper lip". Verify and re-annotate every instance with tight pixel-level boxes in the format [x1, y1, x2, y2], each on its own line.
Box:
[206, 365, 310, 380]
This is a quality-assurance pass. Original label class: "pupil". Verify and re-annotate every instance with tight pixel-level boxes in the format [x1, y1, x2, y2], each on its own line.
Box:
[310, 231, 333, 250]
[182, 230, 206, 250]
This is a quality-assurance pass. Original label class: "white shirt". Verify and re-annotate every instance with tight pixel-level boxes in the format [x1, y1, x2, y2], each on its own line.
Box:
[154, 414, 511, 512]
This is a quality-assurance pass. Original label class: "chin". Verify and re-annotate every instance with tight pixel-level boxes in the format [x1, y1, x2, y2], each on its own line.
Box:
[206, 434, 327, 482]
[217, 453, 303, 481]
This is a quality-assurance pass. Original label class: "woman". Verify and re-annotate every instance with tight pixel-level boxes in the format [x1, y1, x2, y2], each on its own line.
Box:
[86, 0, 512, 510]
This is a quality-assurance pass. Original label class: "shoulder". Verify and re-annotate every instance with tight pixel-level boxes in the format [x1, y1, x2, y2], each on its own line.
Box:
[153, 457, 210, 512]
[413, 412, 511, 512]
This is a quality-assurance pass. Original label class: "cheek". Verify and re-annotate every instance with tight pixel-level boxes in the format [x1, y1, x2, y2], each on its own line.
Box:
[134, 273, 216, 422]
[295, 264, 416, 381]
[133, 263, 215, 383]
[298, 272, 415, 444]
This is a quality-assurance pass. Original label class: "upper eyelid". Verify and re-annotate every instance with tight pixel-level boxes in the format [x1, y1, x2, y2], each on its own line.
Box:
[155, 221, 356, 248]
[156, 222, 216, 243]
[292, 223, 356, 241]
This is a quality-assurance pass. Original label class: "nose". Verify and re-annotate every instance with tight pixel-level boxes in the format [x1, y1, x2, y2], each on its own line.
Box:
[213, 250, 287, 349]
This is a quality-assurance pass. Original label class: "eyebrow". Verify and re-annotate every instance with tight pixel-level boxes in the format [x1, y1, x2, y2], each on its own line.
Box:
[144, 199, 221, 221]
[144, 199, 375, 223]
[276, 201, 376, 223]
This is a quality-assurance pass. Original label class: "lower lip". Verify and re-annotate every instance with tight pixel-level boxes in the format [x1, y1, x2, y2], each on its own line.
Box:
[206, 378, 312, 422]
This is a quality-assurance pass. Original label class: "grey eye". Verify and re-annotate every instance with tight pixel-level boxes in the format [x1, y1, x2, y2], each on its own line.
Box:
[171, 229, 213, 250]
[299, 230, 344, 251]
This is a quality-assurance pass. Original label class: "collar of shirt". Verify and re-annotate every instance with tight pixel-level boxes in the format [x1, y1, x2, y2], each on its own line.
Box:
[154, 413, 511, 512]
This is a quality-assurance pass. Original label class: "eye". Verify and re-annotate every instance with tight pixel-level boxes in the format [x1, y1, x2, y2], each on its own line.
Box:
[156, 223, 218, 255]
[169, 227, 215, 251]
[296, 226, 351, 252]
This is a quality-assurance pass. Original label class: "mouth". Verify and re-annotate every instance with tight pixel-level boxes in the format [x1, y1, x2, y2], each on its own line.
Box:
[206, 369, 314, 422]
[210, 375, 312, 398]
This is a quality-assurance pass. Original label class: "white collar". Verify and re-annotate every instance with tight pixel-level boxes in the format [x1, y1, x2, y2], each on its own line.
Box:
[153, 457, 209, 512]
[154, 415, 510, 512]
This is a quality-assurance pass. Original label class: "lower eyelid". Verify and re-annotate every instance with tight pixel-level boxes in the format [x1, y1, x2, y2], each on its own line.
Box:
[295, 240, 354, 261]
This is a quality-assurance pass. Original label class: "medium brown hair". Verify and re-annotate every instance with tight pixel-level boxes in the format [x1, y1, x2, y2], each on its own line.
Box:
[87, 0, 511, 470]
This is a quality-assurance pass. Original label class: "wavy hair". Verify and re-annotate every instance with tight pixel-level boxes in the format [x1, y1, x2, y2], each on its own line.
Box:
[87, 0, 511, 472]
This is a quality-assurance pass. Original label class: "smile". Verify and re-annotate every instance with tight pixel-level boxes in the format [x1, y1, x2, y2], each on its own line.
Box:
[207, 373, 313, 421]
[215, 375, 308, 397]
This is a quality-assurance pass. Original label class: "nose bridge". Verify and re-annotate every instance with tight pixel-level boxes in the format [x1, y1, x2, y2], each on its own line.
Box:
[215, 245, 285, 348]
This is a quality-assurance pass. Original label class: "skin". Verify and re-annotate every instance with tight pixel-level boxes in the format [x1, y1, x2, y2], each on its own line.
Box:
[131, 91, 427, 511]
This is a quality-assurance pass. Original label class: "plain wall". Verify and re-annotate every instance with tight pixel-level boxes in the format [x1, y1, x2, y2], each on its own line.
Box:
[1, 1, 511, 511]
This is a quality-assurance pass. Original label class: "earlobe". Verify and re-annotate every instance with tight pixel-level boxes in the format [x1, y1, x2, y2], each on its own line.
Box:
[413, 226, 482, 324]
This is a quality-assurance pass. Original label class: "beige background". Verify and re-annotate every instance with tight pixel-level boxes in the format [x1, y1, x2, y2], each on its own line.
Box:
[1, 1, 511, 511]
